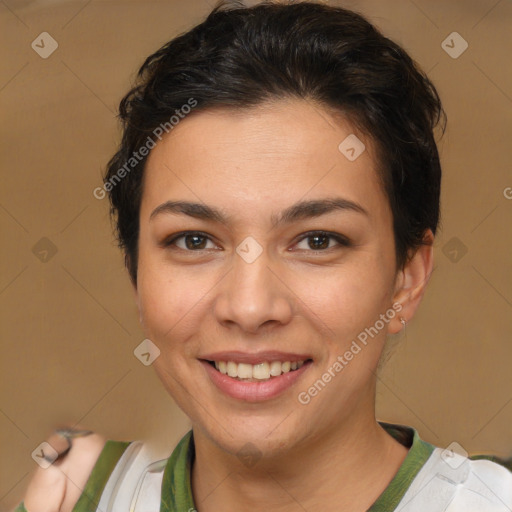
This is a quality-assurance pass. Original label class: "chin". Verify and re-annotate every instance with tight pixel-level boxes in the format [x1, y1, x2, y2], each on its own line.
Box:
[199, 411, 310, 462]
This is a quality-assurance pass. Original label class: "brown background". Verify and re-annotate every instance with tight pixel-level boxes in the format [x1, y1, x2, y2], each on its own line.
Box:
[1, 0, 511, 508]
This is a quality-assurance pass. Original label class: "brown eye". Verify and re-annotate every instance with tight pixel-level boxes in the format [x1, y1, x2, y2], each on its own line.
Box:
[162, 232, 217, 251]
[308, 233, 330, 250]
[294, 231, 351, 252]
[183, 234, 208, 250]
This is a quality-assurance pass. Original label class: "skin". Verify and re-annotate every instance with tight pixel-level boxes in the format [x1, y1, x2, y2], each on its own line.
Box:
[135, 98, 434, 512]
[23, 429, 106, 512]
[22, 98, 433, 511]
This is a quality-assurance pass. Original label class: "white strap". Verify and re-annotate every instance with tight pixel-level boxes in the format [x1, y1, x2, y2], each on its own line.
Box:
[396, 447, 512, 511]
[95, 441, 167, 512]
[95, 442, 142, 511]
[129, 459, 167, 512]
[96, 442, 511, 511]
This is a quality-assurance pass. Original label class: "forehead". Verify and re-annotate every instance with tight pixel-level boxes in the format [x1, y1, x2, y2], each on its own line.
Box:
[140, 99, 389, 225]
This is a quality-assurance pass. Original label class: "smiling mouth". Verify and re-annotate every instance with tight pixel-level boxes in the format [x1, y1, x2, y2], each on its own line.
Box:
[206, 359, 313, 381]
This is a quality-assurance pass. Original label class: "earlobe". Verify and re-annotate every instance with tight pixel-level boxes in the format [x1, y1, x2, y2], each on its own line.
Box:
[389, 229, 435, 334]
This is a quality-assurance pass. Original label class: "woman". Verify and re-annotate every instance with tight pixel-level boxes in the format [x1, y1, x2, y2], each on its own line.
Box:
[17, 1, 512, 510]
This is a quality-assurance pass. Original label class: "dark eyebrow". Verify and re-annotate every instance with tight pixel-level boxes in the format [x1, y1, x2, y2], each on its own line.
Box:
[149, 198, 368, 227]
[273, 198, 368, 227]
[150, 201, 229, 224]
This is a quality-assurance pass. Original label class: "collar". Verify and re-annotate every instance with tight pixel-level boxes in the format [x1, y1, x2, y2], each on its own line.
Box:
[160, 422, 435, 511]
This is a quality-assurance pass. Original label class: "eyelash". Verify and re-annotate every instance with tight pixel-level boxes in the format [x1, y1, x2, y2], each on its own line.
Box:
[161, 230, 352, 253]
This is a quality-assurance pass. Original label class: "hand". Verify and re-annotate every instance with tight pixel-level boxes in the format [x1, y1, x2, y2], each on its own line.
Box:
[23, 427, 106, 512]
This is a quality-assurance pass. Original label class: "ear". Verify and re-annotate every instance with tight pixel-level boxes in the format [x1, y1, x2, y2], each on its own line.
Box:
[388, 229, 434, 334]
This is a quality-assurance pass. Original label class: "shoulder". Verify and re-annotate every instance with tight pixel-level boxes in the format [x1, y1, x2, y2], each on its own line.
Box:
[21, 428, 130, 512]
[408, 446, 512, 511]
[459, 456, 512, 509]
[388, 426, 512, 512]
[18, 429, 190, 512]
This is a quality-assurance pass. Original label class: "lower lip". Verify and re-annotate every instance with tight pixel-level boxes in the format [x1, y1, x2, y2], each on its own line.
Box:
[201, 360, 312, 402]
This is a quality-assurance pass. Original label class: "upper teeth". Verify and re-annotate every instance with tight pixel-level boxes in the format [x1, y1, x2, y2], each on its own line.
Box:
[214, 360, 305, 380]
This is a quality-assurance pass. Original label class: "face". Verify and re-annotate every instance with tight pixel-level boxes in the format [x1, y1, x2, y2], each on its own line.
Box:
[135, 99, 404, 459]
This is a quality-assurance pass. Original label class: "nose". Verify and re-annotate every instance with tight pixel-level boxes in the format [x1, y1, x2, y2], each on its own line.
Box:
[213, 247, 294, 335]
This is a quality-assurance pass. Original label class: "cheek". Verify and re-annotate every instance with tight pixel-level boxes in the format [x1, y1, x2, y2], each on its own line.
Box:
[291, 256, 394, 342]
[136, 247, 222, 362]
[136, 268, 200, 397]
[136, 249, 194, 342]
[138, 277, 196, 342]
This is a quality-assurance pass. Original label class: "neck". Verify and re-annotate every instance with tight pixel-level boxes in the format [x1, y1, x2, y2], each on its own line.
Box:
[191, 409, 408, 512]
